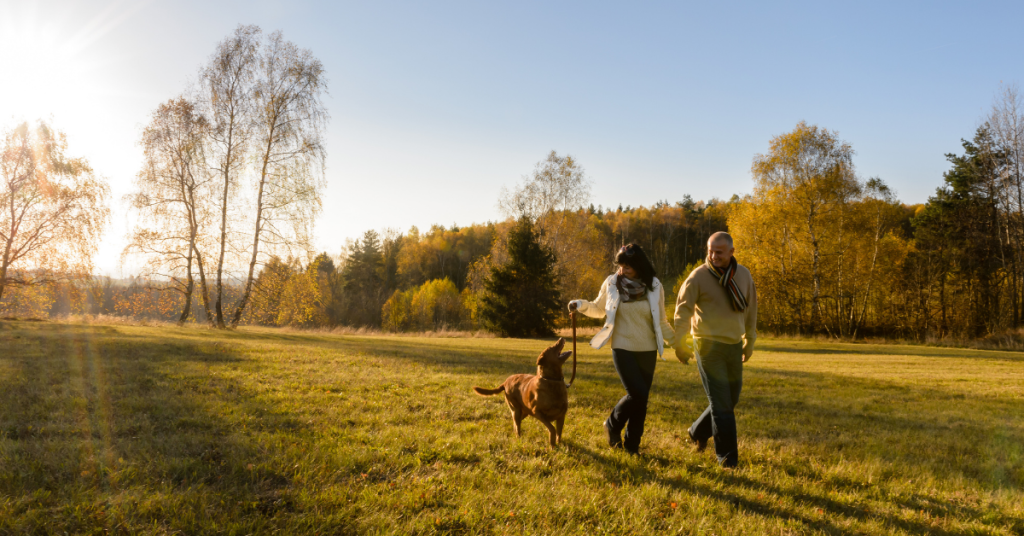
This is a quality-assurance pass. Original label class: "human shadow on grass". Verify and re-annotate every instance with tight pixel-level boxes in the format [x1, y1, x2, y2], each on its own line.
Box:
[559, 439, 870, 535]
[655, 365, 1024, 492]
[561, 438, 1020, 535]
[0, 322, 342, 533]
[719, 462, 1023, 534]
[641, 367, 1024, 531]
[559, 362, 1023, 531]
[757, 340, 1024, 362]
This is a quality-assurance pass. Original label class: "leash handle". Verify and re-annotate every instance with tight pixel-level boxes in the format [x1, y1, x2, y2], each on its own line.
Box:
[566, 303, 578, 389]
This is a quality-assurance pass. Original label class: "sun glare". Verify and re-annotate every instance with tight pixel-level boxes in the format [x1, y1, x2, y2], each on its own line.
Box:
[1, 24, 82, 122]
[0, 2, 128, 126]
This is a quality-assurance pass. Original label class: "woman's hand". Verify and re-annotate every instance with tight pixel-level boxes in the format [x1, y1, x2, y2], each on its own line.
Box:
[568, 300, 583, 311]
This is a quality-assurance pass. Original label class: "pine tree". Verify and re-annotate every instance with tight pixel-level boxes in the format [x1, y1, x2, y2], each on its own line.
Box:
[914, 126, 1007, 338]
[341, 230, 386, 326]
[481, 218, 561, 337]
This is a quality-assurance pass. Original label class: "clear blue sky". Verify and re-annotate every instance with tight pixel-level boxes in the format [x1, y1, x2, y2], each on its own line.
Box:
[2, 0, 1022, 275]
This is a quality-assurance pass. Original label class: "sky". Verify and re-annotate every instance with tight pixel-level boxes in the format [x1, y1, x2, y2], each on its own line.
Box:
[1, 0, 1022, 276]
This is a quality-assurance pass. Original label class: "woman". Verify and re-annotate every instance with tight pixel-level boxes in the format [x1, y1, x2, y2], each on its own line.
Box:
[568, 243, 675, 454]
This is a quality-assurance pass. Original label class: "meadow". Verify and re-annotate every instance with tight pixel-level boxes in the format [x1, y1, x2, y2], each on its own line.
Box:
[0, 319, 1022, 535]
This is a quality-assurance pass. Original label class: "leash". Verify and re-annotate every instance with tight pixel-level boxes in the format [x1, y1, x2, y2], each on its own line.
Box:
[565, 303, 578, 388]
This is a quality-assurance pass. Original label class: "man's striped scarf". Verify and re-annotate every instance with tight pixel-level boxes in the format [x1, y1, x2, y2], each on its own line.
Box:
[705, 256, 747, 312]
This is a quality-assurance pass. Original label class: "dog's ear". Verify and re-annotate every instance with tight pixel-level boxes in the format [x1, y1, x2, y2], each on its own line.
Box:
[559, 350, 572, 362]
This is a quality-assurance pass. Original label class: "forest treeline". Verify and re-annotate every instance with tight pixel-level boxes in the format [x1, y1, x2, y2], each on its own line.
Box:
[199, 83, 1024, 342]
[3, 24, 1024, 341]
[12, 191, 729, 331]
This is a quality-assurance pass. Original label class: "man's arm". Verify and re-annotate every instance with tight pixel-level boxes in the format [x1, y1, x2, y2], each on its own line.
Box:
[655, 283, 676, 347]
[673, 274, 699, 361]
[742, 277, 757, 362]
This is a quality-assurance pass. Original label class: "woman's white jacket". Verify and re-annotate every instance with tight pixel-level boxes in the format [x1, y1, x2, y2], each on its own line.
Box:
[575, 274, 676, 359]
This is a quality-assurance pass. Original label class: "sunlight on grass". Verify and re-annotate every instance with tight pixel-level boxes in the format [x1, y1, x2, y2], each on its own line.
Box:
[1, 320, 1021, 534]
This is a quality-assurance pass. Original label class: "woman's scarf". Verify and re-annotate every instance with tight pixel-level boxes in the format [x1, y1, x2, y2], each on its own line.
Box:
[705, 255, 747, 312]
[616, 275, 648, 302]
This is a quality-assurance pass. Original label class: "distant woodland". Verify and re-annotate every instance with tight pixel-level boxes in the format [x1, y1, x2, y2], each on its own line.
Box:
[3, 26, 1024, 343]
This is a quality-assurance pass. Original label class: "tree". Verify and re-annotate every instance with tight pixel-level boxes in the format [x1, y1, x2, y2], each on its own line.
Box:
[0, 121, 109, 302]
[914, 127, 1007, 338]
[751, 122, 861, 331]
[498, 150, 591, 222]
[230, 30, 328, 327]
[481, 217, 561, 337]
[243, 255, 296, 325]
[396, 223, 494, 289]
[275, 254, 332, 327]
[340, 230, 387, 326]
[988, 84, 1024, 326]
[497, 151, 599, 305]
[200, 24, 260, 328]
[382, 278, 463, 331]
[124, 97, 215, 325]
[849, 178, 906, 336]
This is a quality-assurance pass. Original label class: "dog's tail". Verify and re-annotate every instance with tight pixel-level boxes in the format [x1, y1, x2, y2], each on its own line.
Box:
[472, 385, 505, 396]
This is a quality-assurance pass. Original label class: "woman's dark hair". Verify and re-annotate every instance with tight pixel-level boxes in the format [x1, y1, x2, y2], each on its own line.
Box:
[615, 243, 656, 290]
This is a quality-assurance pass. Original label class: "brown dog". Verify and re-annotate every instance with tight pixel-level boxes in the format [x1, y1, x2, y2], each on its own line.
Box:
[473, 338, 573, 447]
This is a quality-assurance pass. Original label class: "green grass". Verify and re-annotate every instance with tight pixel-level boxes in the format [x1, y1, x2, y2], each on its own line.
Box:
[1, 320, 1022, 535]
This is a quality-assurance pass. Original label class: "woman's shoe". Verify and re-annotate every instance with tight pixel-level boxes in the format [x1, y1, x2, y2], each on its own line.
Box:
[603, 418, 622, 448]
[687, 427, 708, 452]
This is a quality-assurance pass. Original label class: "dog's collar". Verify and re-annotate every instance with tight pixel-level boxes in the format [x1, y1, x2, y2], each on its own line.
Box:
[539, 375, 565, 382]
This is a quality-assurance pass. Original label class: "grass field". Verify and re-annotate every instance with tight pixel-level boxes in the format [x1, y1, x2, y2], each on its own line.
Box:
[1, 320, 1022, 535]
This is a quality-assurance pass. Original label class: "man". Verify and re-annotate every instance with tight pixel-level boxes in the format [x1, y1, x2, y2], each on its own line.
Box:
[673, 231, 757, 468]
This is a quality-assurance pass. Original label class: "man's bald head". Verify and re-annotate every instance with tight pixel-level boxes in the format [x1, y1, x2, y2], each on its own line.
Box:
[708, 231, 733, 248]
[707, 232, 735, 268]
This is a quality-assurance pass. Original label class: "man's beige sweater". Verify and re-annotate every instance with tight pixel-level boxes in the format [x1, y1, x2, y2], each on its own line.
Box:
[674, 263, 758, 348]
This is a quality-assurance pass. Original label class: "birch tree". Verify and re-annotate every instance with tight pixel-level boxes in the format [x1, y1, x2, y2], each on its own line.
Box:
[751, 122, 860, 330]
[0, 121, 109, 302]
[124, 97, 215, 324]
[988, 84, 1024, 326]
[229, 30, 328, 327]
[200, 24, 259, 328]
[497, 151, 599, 302]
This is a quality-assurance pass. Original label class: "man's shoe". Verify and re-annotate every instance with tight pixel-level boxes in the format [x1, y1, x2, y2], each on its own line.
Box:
[687, 428, 708, 453]
[604, 419, 622, 448]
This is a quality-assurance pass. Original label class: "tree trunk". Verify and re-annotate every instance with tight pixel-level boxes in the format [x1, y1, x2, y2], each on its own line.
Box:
[1, 198, 12, 303]
[0, 254, 9, 304]
[178, 175, 198, 325]
[193, 243, 215, 326]
[1014, 127, 1024, 328]
[855, 216, 883, 339]
[808, 211, 823, 332]
[939, 271, 948, 338]
[230, 182, 264, 327]
[178, 249, 194, 325]
[230, 121, 276, 328]
[214, 126, 234, 329]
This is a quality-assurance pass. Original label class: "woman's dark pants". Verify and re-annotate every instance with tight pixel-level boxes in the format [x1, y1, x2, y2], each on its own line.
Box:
[608, 348, 658, 452]
[691, 340, 743, 467]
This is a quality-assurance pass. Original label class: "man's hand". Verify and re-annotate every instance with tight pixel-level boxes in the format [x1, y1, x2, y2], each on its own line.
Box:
[674, 344, 692, 364]
[742, 343, 754, 363]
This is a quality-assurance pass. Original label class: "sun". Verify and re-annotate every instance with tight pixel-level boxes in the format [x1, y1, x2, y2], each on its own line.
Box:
[0, 3, 103, 125]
